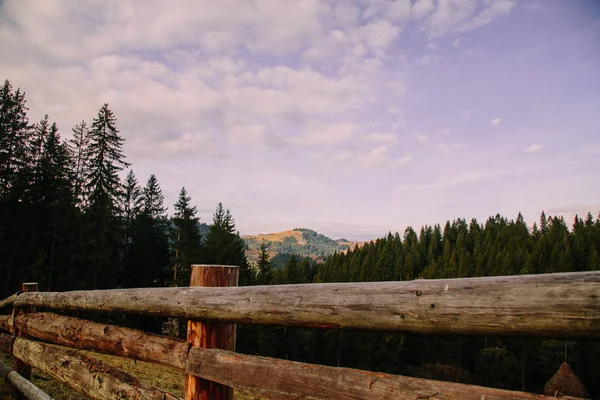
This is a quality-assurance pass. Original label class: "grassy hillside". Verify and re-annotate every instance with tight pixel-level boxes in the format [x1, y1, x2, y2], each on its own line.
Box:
[243, 228, 365, 267]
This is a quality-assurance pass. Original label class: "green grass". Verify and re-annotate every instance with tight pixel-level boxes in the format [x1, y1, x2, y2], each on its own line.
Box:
[1, 351, 262, 399]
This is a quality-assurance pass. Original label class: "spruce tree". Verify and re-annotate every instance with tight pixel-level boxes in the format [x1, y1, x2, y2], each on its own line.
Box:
[257, 241, 273, 285]
[204, 203, 254, 285]
[68, 120, 90, 208]
[171, 187, 202, 286]
[37, 122, 75, 289]
[84, 103, 129, 288]
[123, 174, 170, 289]
[143, 174, 167, 219]
[122, 170, 143, 228]
[0, 80, 31, 198]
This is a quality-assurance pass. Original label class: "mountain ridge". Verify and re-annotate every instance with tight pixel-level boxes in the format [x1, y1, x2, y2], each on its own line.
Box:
[243, 228, 367, 267]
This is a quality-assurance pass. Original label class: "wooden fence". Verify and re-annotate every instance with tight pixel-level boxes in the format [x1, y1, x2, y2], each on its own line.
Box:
[1, 266, 599, 400]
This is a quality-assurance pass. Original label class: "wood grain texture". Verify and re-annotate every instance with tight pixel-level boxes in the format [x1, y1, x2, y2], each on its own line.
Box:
[5, 371, 54, 400]
[0, 292, 20, 310]
[13, 283, 37, 400]
[186, 347, 584, 400]
[185, 265, 238, 400]
[0, 314, 9, 332]
[14, 312, 189, 370]
[0, 332, 15, 353]
[12, 338, 181, 400]
[1, 359, 54, 400]
[15, 272, 600, 338]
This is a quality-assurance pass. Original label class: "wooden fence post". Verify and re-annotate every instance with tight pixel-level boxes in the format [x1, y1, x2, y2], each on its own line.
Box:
[185, 265, 238, 400]
[13, 282, 37, 400]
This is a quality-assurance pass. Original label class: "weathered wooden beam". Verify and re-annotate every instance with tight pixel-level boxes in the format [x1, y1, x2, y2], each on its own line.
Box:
[14, 271, 600, 338]
[185, 265, 238, 400]
[12, 338, 181, 400]
[0, 360, 54, 400]
[186, 347, 582, 400]
[0, 292, 20, 310]
[0, 332, 15, 353]
[14, 282, 37, 400]
[0, 314, 9, 332]
[14, 312, 189, 370]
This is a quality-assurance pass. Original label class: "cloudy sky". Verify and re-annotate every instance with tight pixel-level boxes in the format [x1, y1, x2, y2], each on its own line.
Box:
[1, 0, 599, 240]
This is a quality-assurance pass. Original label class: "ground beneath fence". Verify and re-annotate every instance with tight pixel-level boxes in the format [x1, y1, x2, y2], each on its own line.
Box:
[1, 349, 263, 400]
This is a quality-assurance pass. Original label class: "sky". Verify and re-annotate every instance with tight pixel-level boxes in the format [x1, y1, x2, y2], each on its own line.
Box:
[1, 0, 599, 240]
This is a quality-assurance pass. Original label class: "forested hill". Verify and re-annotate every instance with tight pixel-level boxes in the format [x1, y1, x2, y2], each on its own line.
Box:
[243, 228, 364, 268]
[265, 211, 600, 397]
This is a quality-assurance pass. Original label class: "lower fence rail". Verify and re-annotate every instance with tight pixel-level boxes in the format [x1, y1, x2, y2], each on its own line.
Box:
[0, 317, 587, 400]
[0, 360, 53, 400]
[11, 338, 181, 400]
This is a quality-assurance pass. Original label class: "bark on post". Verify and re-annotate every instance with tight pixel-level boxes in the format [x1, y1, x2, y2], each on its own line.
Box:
[185, 265, 238, 400]
[13, 282, 37, 400]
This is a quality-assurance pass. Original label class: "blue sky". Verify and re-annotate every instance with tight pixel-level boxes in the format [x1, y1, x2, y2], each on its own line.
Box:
[1, 0, 599, 240]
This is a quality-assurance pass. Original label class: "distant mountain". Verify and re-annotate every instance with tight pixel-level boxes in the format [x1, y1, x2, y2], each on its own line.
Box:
[243, 228, 366, 268]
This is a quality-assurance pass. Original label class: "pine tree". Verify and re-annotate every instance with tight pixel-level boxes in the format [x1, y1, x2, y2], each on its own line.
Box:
[123, 174, 170, 289]
[37, 122, 75, 290]
[68, 120, 90, 208]
[204, 203, 254, 285]
[122, 170, 143, 228]
[143, 174, 167, 218]
[171, 187, 202, 286]
[0, 80, 31, 198]
[0, 80, 32, 296]
[257, 241, 273, 285]
[84, 104, 130, 288]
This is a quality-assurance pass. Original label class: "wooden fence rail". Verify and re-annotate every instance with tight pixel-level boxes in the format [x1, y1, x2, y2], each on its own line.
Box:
[0, 360, 53, 400]
[1, 269, 598, 399]
[0, 317, 583, 400]
[12, 271, 600, 338]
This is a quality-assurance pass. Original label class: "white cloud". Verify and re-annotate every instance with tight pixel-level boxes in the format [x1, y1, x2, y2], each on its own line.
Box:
[387, 0, 412, 23]
[422, 0, 515, 38]
[414, 134, 430, 142]
[355, 19, 402, 50]
[227, 124, 267, 148]
[463, 110, 472, 119]
[455, 0, 516, 33]
[294, 121, 359, 146]
[490, 118, 502, 125]
[437, 142, 466, 153]
[331, 150, 355, 162]
[524, 144, 543, 153]
[388, 106, 402, 115]
[359, 146, 411, 169]
[364, 132, 399, 143]
[412, 0, 435, 20]
[331, 3, 361, 28]
[427, 42, 438, 51]
[416, 54, 442, 66]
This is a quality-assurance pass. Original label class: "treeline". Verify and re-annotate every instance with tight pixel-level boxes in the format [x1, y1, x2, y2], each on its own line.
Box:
[251, 212, 600, 396]
[0, 79, 253, 304]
